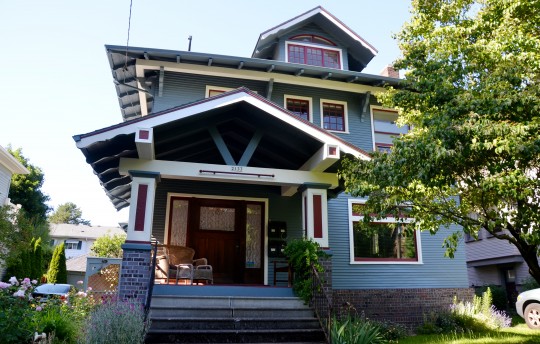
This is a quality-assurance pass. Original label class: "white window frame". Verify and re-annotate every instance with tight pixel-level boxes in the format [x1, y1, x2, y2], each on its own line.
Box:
[205, 85, 234, 98]
[284, 95, 313, 122]
[320, 99, 348, 133]
[370, 106, 404, 151]
[348, 198, 423, 265]
[285, 41, 344, 70]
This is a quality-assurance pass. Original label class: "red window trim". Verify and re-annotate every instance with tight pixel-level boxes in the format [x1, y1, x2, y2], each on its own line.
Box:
[351, 220, 418, 261]
[285, 97, 310, 121]
[287, 44, 341, 69]
[322, 102, 345, 131]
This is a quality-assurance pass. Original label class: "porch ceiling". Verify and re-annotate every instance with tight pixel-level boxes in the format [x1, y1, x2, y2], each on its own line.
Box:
[75, 90, 356, 210]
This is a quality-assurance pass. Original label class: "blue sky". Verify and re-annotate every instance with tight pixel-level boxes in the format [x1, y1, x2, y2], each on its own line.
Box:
[0, 1, 412, 227]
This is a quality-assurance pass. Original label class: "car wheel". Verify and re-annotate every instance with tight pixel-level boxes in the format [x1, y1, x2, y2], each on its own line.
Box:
[524, 303, 540, 329]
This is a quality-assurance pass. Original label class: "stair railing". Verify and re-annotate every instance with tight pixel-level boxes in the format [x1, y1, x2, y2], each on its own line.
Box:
[144, 241, 158, 320]
[311, 263, 333, 344]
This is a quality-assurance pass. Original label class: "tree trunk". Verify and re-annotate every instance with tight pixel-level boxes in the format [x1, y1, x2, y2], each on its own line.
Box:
[516, 242, 540, 285]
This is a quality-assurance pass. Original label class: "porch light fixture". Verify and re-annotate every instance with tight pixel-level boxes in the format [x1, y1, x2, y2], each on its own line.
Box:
[199, 170, 275, 178]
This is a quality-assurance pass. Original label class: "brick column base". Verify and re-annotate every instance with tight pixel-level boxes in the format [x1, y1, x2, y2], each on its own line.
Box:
[118, 243, 152, 304]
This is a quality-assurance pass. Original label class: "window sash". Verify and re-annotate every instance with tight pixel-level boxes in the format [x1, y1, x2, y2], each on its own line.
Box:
[286, 98, 310, 121]
[322, 102, 345, 131]
[352, 222, 418, 261]
[287, 44, 341, 69]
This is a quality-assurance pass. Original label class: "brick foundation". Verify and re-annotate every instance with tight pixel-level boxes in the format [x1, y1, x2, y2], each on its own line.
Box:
[333, 287, 475, 329]
[118, 243, 152, 303]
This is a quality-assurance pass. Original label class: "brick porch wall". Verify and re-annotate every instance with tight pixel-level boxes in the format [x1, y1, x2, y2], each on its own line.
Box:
[333, 287, 475, 329]
[118, 244, 152, 303]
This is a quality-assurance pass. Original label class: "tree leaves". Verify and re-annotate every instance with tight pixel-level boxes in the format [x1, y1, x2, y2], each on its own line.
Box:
[340, 0, 540, 281]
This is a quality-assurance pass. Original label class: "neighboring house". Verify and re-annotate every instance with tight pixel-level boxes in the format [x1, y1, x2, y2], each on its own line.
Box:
[49, 223, 125, 259]
[66, 253, 87, 286]
[0, 145, 29, 207]
[466, 228, 531, 304]
[73, 6, 471, 327]
[0, 145, 29, 280]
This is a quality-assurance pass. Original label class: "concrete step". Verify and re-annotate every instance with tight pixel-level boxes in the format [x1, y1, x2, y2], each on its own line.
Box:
[145, 328, 326, 343]
[150, 317, 321, 330]
[146, 294, 325, 343]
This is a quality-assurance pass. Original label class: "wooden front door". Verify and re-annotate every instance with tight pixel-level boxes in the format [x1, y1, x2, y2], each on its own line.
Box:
[167, 197, 265, 284]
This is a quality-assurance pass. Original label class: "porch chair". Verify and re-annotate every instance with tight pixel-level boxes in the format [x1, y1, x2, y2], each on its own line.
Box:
[155, 245, 212, 285]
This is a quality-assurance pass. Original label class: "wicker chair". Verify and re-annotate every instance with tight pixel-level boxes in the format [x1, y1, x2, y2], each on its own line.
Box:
[156, 245, 212, 285]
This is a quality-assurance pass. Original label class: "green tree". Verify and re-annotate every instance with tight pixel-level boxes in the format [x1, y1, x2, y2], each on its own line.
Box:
[7, 147, 50, 222]
[90, 233, 127, 258]
[47, 242, 67, 283]
[340, 0, 540, 282]
[49, 202, 91, 225]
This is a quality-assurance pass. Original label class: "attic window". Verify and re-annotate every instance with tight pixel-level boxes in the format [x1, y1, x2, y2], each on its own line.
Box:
[290, 34, 336, 46]
[287, 43, 341, 69]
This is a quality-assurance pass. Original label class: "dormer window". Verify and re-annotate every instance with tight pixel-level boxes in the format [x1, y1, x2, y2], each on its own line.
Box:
[286, 35, 342, 69]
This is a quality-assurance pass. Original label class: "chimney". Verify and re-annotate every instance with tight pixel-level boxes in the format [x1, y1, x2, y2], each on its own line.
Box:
[380, 65, 399, 79]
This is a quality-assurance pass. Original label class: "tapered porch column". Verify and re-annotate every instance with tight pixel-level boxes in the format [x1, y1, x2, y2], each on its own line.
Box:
[300, 183, 330, 248]
[118, 171, 160, 303]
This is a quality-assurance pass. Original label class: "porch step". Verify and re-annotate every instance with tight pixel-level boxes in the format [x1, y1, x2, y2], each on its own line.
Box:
[145, 295, 326, 343]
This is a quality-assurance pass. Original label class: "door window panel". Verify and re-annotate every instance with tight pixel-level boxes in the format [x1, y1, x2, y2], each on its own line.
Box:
[200, 206, 235, 231]
[170, 199, 189, 246]
[246, 204, 262, 268]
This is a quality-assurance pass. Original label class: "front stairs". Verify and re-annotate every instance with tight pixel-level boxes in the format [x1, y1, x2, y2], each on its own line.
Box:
[145, 293, 326, 343]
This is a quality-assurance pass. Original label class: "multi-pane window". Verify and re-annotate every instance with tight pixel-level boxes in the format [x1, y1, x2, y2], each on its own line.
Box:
[322, 102, 345, 131]
[286, 98, 310, 121]
[349, 201, 420, 263]
[64, 240, 82, 250]
[287, 44, 341, 69]
[372, 108, 407, 152]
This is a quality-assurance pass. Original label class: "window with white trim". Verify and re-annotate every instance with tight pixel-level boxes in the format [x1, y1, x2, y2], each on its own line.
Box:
[286, 35, 342, 69]
[348, 200, 421, 263]
[64, 240, 82, 250]
[205, 86, 234, 98]
[371, 107, 408, 152]
[321, 99, 347, 132]
[284, 95, 312, 121]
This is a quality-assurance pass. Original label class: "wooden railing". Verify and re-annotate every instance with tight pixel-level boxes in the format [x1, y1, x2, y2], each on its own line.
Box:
[311, 263, 333, 344]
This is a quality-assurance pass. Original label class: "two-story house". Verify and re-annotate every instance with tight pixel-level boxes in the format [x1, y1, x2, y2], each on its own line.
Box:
[74, 6, 471, 326]
[49, 223, 125, 259]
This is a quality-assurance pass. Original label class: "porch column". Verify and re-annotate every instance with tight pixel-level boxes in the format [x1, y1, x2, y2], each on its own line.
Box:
[300, 183, 330, 248]
[118, 170, 160, 303]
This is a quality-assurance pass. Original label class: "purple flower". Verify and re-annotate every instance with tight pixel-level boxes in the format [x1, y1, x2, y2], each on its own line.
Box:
[0, 282, 10, 289]
[36, 306, 42, 312]
[13, 290, 25, 298]
[31, 279, 38, 285]
[9, 276, 18, 286]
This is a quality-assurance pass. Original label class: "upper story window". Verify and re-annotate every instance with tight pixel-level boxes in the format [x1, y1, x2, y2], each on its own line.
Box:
[371, 107, 408, 152]
[284, 95, 312, 122]
[286, 35, 342, 69]
[205, 85, 234, 98]
[348, 199, 421, 264]
[321, 99, 347, 132]
[64, 240, 82, 250]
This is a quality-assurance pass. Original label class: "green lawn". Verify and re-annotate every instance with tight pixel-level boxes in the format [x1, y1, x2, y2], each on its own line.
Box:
[399, 323, 540, 344]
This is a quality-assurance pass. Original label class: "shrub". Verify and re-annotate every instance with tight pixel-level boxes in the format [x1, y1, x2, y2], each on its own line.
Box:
[283, 238, 329, 302]
[521, 276, 540, 291]
[47, 242, 67, 283]
[33, 302, 78, 344]
[0, 277, 38, 343]
[83, 300, 150, 344]
[475, 284, 508, 310]
[331, 315, 386, 344]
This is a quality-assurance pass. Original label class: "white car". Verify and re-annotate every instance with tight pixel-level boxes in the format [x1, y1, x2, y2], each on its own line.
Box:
[516, 288, 540, 329]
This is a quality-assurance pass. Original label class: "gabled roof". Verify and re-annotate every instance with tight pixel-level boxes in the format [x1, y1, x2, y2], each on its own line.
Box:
[50, 223, 126, 240]
[252, 6, 377, 70]
[74, 88, 371, 210]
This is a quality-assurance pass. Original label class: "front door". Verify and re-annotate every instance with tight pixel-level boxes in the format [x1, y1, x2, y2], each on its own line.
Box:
[167, 196, 265, 284]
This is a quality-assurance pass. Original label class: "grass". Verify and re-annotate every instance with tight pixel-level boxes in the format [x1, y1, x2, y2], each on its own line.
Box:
[399, 318, 540, 344]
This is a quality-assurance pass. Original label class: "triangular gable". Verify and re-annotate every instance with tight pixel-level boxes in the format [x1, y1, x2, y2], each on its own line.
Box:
[252, 6, 377, 65]
[74, 87, 370, 161]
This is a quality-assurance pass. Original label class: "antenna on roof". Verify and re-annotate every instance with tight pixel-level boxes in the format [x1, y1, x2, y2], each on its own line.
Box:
[188, 36, 192, 51]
